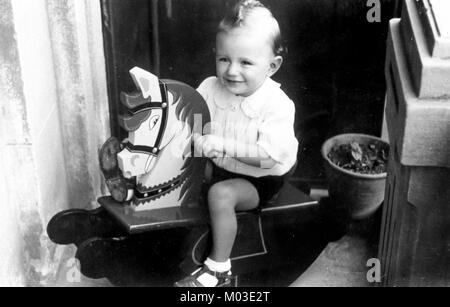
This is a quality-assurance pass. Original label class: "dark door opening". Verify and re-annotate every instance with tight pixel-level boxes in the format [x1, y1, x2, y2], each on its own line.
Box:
[100, 0, 401, 186]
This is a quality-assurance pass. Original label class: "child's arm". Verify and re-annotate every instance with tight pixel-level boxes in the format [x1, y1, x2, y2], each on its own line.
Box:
[194, 94, 298, 170]
[244, 97, 298, 170]
[222, 139, 276, 169]
[194, 134, 276, 169]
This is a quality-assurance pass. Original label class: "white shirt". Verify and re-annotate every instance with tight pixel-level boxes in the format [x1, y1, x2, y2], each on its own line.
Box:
[197, 76, 298, 177]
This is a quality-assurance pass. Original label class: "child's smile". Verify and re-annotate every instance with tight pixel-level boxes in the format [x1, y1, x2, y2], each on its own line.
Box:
[223, 78, 245, 89]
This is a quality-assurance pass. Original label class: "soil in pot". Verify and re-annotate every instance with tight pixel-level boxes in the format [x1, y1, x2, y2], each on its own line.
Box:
[327, 141, 389, 175]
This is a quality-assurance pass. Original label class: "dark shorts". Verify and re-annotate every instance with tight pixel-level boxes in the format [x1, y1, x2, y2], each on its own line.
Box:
[208, 163, 285, 204]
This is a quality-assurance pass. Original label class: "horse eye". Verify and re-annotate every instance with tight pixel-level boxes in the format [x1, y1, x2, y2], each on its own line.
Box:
[149, 115, 160, 130]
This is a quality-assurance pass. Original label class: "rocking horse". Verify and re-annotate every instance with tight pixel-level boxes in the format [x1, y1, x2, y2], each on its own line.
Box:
[47, 68, 337, 286]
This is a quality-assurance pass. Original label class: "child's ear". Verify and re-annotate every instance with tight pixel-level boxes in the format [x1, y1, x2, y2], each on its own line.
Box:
[268, 56, 283, 77]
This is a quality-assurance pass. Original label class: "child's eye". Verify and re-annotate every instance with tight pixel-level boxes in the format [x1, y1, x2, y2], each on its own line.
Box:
[217, 58, 228, 63]
[241, 61, 252, 66]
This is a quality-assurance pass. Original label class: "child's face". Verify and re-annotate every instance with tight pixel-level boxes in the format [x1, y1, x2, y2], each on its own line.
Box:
[215, 27, 281, 97]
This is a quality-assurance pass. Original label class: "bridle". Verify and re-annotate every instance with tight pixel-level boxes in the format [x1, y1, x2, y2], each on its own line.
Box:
[121, 80, 186, 205]
[122, 80, 169, 157]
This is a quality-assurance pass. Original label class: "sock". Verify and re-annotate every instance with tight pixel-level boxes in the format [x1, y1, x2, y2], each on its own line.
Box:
[204, 257, 231, 273]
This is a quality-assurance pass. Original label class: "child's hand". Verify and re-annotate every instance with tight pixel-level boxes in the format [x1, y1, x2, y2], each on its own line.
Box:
[202, 135, 225, 158]
[193, 134, 224, 158]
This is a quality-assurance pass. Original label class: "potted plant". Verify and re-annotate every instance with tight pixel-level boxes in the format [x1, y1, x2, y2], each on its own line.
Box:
[321, 133, 389, 220]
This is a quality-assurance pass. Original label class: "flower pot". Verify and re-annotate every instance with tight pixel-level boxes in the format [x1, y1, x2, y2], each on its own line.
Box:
[321, 134, 389, 220]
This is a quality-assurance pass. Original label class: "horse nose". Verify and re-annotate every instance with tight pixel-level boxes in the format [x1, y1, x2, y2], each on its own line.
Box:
[117, 150, 144, 178]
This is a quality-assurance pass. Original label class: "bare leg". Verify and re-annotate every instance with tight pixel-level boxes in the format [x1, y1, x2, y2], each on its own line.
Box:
[207, 178, 259, 262]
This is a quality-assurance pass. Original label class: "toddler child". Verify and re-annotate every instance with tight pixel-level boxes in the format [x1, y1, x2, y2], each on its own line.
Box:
[174, 0, 298, 287]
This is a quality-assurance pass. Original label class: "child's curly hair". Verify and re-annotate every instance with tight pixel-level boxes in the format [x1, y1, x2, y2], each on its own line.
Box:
[218, 0, 285, 57]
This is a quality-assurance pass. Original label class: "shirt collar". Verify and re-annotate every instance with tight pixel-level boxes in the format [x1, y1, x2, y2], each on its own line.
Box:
[213, 78, 281, 118]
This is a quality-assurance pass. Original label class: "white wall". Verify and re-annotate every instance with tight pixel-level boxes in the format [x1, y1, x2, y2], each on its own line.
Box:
[0, 130, 24, 286]
[0, 0, 110, 286]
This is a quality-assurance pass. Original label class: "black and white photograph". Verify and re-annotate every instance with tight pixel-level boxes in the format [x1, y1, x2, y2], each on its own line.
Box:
[0, 0, 448, 290]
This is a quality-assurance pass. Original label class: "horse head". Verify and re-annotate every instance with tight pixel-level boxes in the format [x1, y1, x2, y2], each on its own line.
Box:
[116, 67, 210, 210]
[117, 68, 173, 178]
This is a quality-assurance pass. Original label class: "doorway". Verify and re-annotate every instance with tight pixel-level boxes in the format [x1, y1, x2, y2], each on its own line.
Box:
[100, 0, 400, 185]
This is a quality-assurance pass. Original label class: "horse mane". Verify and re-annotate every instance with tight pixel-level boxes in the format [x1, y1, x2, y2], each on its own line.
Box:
[118, 92, 152, 132]
[163, 80, 211, 208]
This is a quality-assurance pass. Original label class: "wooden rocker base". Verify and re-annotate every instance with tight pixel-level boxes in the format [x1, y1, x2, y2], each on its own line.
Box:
[47, 207, 127, 246]
[47, 183, 348, 286]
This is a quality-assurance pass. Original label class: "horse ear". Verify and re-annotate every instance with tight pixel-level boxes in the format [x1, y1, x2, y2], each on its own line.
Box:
[130, 67, 162, 101]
